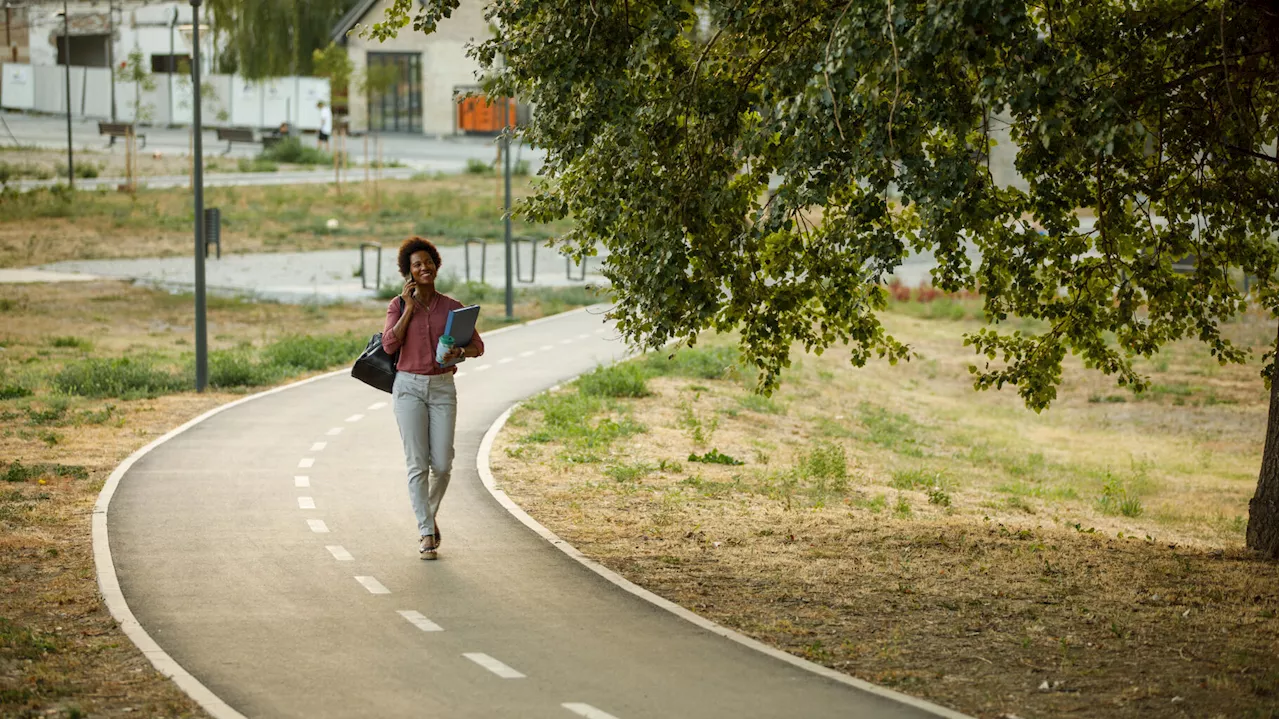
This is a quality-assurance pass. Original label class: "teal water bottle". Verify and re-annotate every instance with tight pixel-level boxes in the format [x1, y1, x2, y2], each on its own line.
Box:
[435, 334, 455, 365]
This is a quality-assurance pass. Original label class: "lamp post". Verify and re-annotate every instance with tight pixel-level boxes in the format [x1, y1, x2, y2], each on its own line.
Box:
[190, 0, 207, 391]
[503, 95, 513, 319]
[61, 0, 74, 189]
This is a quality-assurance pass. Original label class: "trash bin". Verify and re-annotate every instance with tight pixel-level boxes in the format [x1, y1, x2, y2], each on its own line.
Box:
[204, 207, 221, 259]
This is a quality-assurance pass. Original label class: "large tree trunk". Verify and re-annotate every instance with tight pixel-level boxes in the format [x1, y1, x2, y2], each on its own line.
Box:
[1246, 373, 1278, 558]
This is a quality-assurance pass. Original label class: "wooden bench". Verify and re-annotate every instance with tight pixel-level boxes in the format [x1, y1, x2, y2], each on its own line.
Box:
[98, 122, 146, 149]
[215, 126, 258, 155]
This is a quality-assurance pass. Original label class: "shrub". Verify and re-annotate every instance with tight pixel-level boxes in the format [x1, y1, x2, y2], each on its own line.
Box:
[261, 333, 365, 372]
[2, 460, 88, 483]
[577, 363, 650, 398]
[53, 358, 186, 399]
[238, 157, 279, 173]
[687, 448, 743, 465]
[465, 158, 494, 175]
[260, 137, 331, 165]
[208, 349, 286, 389]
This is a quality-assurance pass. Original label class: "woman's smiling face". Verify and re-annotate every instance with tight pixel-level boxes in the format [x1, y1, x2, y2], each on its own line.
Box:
[409, 250, 437, 287]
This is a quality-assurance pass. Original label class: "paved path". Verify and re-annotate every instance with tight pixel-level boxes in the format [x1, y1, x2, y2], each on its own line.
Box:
[102, 307, 965, 719]
[31, 241, 609, 303]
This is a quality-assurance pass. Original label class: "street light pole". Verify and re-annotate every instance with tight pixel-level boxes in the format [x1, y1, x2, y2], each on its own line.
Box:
[503, 96, 513, 319]
[62, 0, 74, 189]
[191, 0, 207, 391]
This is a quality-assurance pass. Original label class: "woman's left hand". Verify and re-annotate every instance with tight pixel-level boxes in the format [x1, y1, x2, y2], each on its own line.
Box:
[444, 346, 465, 363]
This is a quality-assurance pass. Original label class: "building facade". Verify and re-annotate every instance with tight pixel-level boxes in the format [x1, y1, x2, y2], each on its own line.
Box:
[331, 0, 491, 137]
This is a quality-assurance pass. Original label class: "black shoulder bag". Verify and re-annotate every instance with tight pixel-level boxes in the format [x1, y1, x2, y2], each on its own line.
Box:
[351, 297, 404, 393]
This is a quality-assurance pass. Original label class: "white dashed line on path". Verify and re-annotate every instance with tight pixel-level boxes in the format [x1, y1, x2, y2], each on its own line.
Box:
[593, 328, 606, 334]
[326, 427, 343, 436]
[456, 371, 467, 377]
[560, 339, 574, 345]
[355, 573, 389, 591]
[540, 345, 553, 351]
[345, 414, 364, 423]
[462, 653, 525, 679]
[368, 401, 388, 410]
[475, 365, 492, 373]
[298, 458, 315, 468]
[519, 350, 535, 358]
[326, 546, 354, 561]
[397, 610, 444, 632]
[356, 576, 390, 595]
[577, 333, 589, 339]
[297, 497, 315, 510]
[310, 442, 327, 452]
[562, 703, 620, 719]
[307, 519, 329, 533]
[294, 476, 310, 488]
[498, 357, 513, 365]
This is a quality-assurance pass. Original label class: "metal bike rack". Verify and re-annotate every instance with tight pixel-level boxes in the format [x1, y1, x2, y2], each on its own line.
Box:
[514, 237, 537, 284]
[566, 255, 586, 282]
[359, 242, 382, 290]
[464, 238, 487, 283]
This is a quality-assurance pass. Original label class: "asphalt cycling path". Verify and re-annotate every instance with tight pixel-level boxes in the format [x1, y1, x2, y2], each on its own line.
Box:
[101, 306, 966, 719]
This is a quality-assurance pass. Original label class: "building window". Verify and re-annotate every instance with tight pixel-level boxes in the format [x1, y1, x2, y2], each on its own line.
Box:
[151, 54, 191, 74]
[367, 52, 421, 134]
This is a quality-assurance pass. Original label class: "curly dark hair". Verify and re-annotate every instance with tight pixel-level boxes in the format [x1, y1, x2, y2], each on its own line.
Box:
[397, 236, 442, 277]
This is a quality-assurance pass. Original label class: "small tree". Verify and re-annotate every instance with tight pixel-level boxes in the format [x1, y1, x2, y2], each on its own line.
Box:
[115, 48, 156, 124]
[312, 42, 353, 117]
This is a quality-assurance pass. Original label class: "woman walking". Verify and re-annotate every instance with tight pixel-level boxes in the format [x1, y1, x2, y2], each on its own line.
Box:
[381, 236, 484, 559]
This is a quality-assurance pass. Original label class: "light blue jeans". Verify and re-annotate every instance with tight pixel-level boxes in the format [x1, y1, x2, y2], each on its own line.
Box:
[392, 372, 457, 538]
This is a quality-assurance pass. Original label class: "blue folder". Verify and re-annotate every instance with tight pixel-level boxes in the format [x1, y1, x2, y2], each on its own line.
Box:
[440, 304, 480, 367]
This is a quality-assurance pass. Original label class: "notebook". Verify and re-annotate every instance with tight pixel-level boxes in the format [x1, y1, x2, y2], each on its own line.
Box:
[440, 305, 481, 368]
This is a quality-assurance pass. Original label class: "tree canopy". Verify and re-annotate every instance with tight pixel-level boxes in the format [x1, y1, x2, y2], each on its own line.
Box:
[375, 0, 1276, 414]
[208, 0, 360, 79]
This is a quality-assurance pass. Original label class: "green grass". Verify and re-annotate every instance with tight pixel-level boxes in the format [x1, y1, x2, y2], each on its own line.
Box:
[642, 345, 742, 380]
[858, 403, 926, 457]
[578, 363, 651, 398]
[51, 357, 188, 399]
[1, 460, 88, 483]
[737, 393, 784, 414]
[521, 390, 646, 462]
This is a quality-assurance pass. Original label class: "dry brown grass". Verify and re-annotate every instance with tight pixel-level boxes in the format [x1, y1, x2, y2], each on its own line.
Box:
[0, 279, 592, 717]
[493, 304, 1277, 719]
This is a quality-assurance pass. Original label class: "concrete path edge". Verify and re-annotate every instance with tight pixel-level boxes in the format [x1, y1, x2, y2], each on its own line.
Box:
[90, 307, 591, 719]
[476, 392, 976, 719]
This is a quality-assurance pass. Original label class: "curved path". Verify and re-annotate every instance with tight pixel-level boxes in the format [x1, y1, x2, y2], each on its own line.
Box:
[100, 307, 965, 719]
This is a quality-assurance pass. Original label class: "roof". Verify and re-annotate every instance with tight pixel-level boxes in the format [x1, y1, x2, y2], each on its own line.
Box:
[330, 0, 381, 45]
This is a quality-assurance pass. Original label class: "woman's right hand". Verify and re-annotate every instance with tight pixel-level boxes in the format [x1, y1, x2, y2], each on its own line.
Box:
[400, 279, 416, 308]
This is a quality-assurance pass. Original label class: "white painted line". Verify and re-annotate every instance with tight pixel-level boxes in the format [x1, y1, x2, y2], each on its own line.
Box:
[310, 442, 327, 452]
[577, 333, 589, 339]
[356, 576, 390, 594]
[326, 546, 354, 561]
[326, 427, 343, 436]
[498, 357, 513, 365]
[463, 653, 525, 679]
[540, 344, 553, 351]
[475, 364, 492, 372]
[455, 371, 467, 377]
[345, 414, 364, 422]
[368, 401, 388, 410]
[307, 519, 329, 533]
[563, 703, 619, 719]
[519, 350, 535, 358]
[560, 339, 574, 345]
[397, 610, 443, 632]
[294, 476, 310, 488]
[593, 328, 605, 334]
[297, 458, 314, 468]
[297, 497, 315, 510]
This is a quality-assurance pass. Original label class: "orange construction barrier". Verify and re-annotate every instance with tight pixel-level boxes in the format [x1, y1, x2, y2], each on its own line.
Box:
[457, 95, 518, 134]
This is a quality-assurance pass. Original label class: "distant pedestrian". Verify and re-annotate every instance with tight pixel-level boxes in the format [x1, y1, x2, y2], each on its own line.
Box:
[381, 236, 485, 560]
[317, 101, 332, 151]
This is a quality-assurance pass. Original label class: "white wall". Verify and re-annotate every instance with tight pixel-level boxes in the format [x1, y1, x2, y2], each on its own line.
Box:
[1, 63, 328, 130]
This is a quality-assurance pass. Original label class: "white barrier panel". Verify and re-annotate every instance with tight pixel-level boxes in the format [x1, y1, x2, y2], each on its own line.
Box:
[202, 75, 232, 125]
[81, 67, 114, 118]
[115, 81, 138, 123]
[229, 76, 261, 128]
[34, 65, 65, 114]
[260, 78, 290, 130]
[1, 63, 36, 110]
[296, 77, 330, 130]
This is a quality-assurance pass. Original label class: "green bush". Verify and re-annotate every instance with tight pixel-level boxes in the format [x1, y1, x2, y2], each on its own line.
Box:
[237, 157, 279, 173]
[2, 460, 88, 483]
[208, 349, 286, 389]
[577, 363, 650, 398]
[53, 358, 186, 399]
[261, 333, 365, 372]
[465, 158, 494, 175]
[260, 137, 331, 165]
